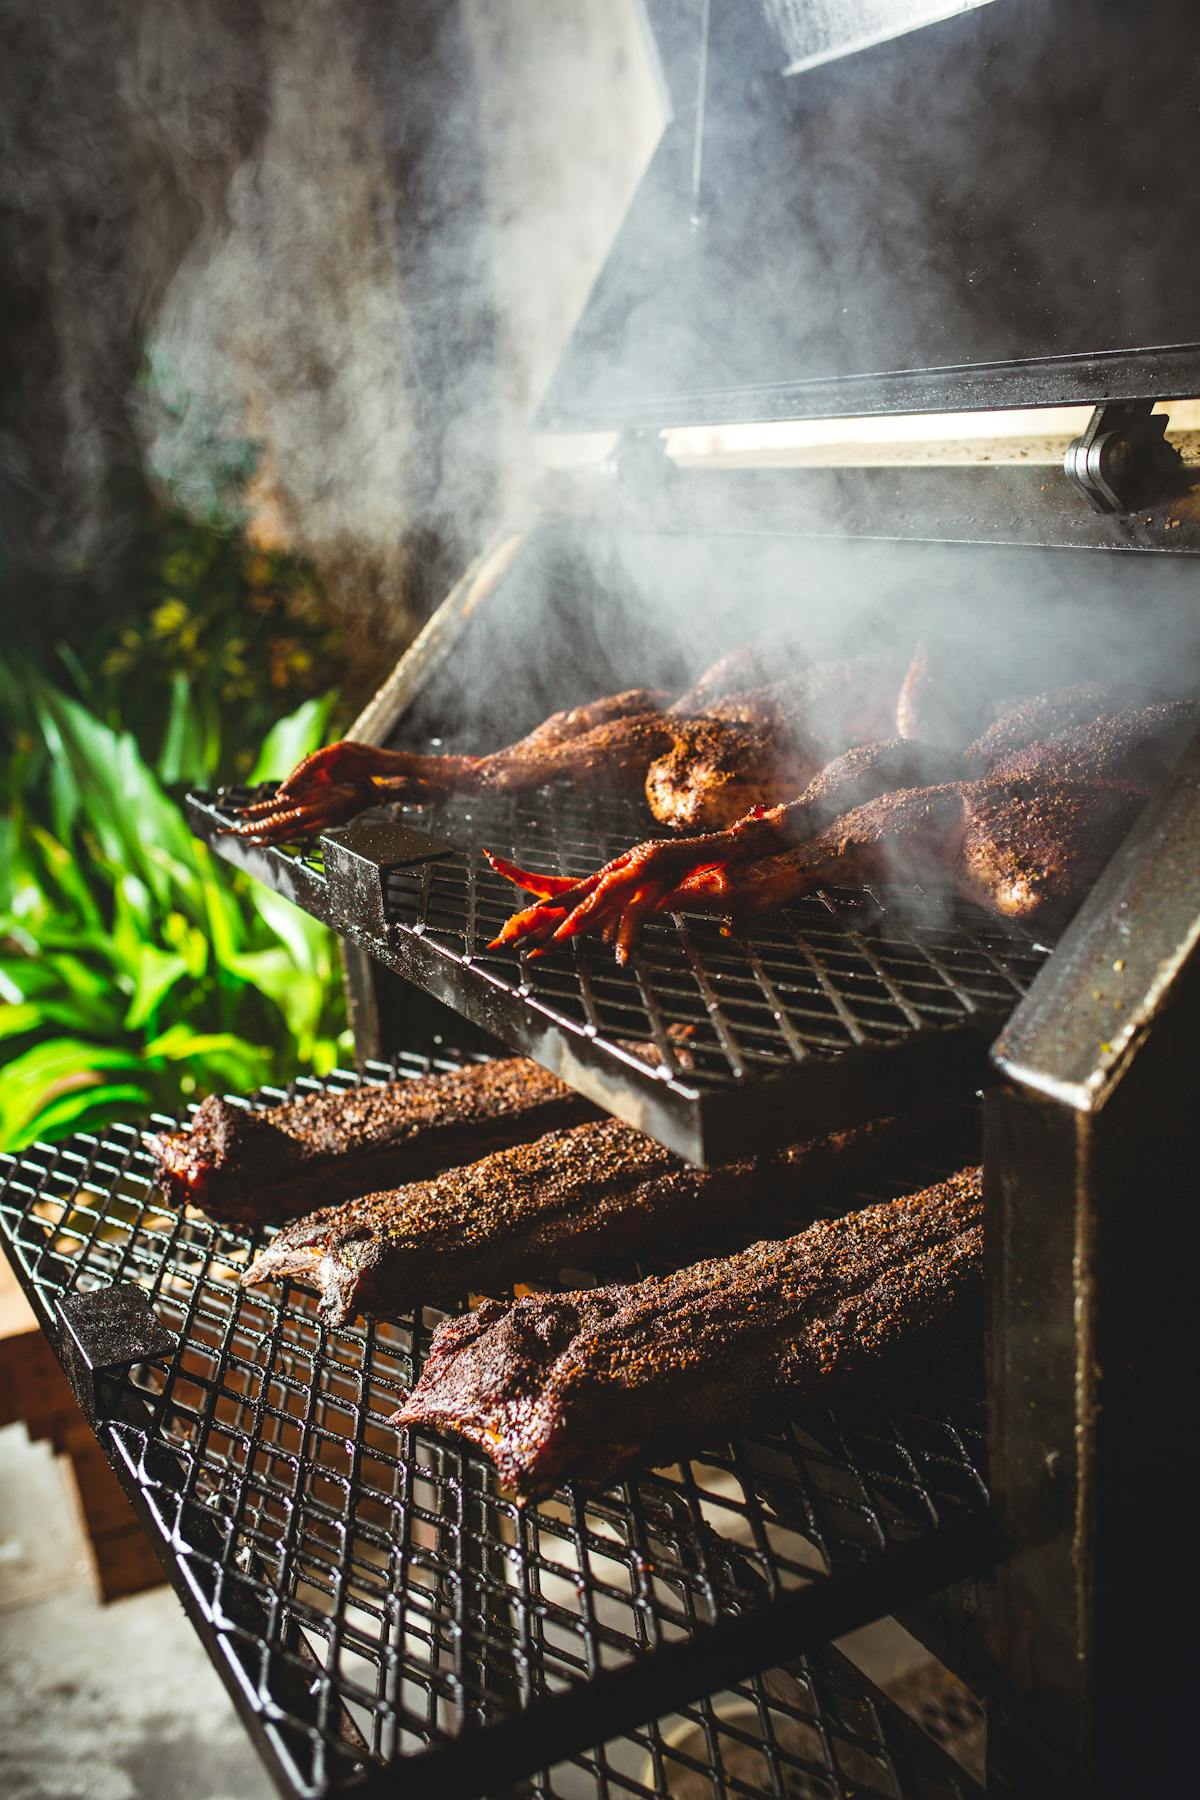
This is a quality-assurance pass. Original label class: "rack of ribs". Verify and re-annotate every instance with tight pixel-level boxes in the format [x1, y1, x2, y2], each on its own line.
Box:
[240, 1107, 971, 1324]
[391, 1168, 983, 1497]
[147, 1057, 595, 1225]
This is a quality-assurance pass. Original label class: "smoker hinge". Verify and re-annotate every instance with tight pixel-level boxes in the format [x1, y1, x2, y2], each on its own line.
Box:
[322, 814, 455, 938]
[56, 1284, 177, 1426]
[1064, 400, 1182, 514]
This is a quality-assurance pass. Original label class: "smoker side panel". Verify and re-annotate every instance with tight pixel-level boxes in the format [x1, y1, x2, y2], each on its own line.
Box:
[986, 728, 1200, 1789]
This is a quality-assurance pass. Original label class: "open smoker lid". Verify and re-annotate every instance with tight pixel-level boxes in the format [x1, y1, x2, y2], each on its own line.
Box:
[538, 0, 1200, 431]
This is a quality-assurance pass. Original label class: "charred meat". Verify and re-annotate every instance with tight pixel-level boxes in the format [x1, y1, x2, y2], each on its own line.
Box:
[953, 778, 1146, 920]
[488, 736, 962, 959]
[222, 690, 676, 841]
[960, 681, 1150, 771]
[644, 656, 903, 831]
[148, 1057, 594, 1225]
[644, 717, 821, 831]
[491, 684, 1196, 956]
[392, 1169, 983, 1497]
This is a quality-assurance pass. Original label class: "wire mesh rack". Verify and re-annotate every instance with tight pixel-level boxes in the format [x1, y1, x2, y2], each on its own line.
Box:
[188, 786, 1052, 1163]
[0, 1052, 992, 1799]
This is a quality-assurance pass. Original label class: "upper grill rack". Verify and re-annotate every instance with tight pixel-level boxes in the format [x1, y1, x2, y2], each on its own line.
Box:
[0, 1053, 989, 1800]
[188, 786, 1051, 1164]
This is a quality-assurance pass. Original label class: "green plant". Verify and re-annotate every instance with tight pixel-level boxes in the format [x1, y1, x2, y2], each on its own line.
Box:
[0, 668, 351, 1150]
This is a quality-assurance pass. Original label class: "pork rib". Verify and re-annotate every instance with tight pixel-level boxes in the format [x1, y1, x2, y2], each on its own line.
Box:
[391, 1168, 983, 1497]
[148, 1057, 594, 1225]
[241, 1108, 967, 1324]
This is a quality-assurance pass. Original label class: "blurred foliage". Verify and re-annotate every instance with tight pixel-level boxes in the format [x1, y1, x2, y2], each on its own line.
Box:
[0, 663, 352, 1150]
[0, 377, 364, 1149]
[71, 497, 348, 788]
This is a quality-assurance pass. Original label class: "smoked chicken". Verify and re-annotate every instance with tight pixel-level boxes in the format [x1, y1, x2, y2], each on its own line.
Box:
[490, 698, 1197, 958]
[223, 649, 901, 842]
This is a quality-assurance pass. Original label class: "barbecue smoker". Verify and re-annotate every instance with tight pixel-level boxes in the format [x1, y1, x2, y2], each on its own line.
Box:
[4, 2, 1199, 1795]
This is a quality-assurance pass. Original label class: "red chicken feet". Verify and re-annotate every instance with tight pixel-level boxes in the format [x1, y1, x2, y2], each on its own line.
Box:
[485, 804, 798, 961]
[485, 846, 741, 963]
[219, 742, 478, 843]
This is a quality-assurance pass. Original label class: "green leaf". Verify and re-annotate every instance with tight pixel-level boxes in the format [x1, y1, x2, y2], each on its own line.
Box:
[0, 1003, 47, 1041]
[123, 947, 189, 1031]
[161, 910, 210, 979]
[13, 1083, 153, 1151]
[157, 670, 208, 787]
[32, 682, 202, 912]
[228, 950, 325, 1045]
[141, 1024, 263, 1061]
[141, 1024, 273, 1093]
[248, 883, 332, 977]
[0, 999, 114, 1042]
[0, 1038, 145, 1145]
[2, 667, 348, 1146]
[27, 826, 105, 931]
[0, 954, 111, 1008]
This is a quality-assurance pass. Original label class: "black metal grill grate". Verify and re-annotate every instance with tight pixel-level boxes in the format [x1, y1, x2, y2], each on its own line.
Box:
[0, 1055, 989, 1798]
[189, 786, 1051, 1163]
[524, 1647, 985, 1798]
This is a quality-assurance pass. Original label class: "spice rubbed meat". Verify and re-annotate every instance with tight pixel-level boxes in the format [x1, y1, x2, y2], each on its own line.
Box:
[219, 649, 900, 841]
[491, 696, 1196, 960]
[148, 1057, 594, 1225]
[392, 1168, 983, 1497]
[241, 1108, 972, 1324]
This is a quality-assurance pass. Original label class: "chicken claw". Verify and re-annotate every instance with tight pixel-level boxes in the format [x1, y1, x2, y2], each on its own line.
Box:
[218, 742, 479, 843]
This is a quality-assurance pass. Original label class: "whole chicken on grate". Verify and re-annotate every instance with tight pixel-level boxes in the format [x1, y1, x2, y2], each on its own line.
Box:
[489, 697, 1198, 959]
[219, 648, 903, 841]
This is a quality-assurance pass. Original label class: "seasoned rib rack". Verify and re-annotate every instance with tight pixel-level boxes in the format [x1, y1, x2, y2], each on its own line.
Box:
[148, 1054, 593, 1224]
[396, 1170, 983, 1496]
[240, 1107, 972, 1324]
[188, 786, 1052, 1163]
[0, 1052, 991, 1799]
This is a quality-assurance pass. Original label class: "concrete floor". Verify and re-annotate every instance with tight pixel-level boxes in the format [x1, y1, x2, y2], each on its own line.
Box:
[0, 1423, 275, 1800]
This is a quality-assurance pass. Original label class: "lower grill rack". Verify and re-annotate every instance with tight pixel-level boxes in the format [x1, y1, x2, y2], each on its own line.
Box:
[0, 1056, 992, 1800]
[528, 1650, 985, 1800]
[188, 786, 1051, 1164]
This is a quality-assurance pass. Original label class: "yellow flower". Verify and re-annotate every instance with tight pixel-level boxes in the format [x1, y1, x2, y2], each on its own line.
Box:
[151, 598, 188, 638]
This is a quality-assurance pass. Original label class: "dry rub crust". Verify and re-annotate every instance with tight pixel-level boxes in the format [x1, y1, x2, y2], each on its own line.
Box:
[147, 1057, 593, 1225]
[243, 1118, 737, 1321]
[797, 739, 961, 827]
[392, 1168, 983, 1497]
[241, 1107, 977, 1326]
[645, 718, 819, 830]
[471, 712, 677, 794]
[956, 779, 1145, 920]
[981, 701, 1198, 792]
[962, 681, 1145, 771]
